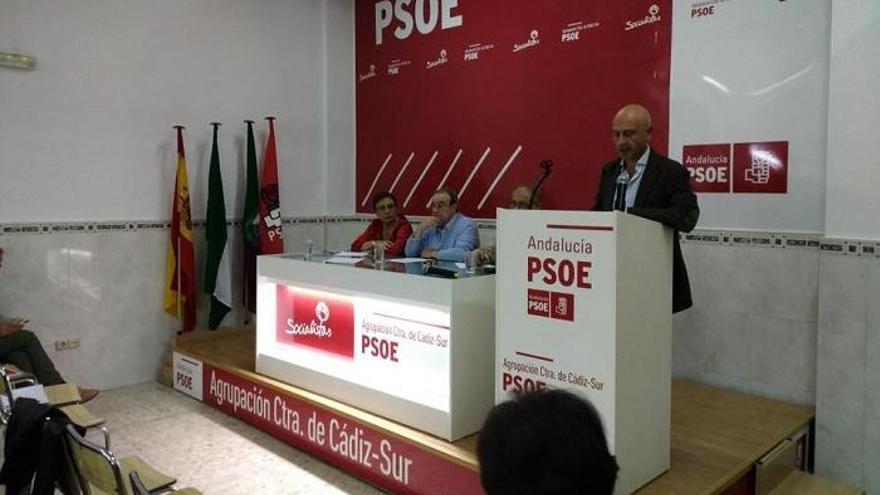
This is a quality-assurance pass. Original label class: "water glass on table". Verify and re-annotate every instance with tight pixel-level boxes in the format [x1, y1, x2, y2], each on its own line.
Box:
[304, 239, 314, 261]
[465, 250, 478, 275]
[373, 242, 386, 268]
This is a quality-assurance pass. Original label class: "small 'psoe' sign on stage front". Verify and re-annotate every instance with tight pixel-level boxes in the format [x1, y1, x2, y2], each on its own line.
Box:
[173, 352, 203, 401]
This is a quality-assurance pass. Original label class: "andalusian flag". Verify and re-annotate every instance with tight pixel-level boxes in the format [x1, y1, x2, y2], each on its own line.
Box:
[242, 120, 260, 314]
[259, 117, 284, 254]
[164, 126, 196, 333]
[204, 123, 232, 329]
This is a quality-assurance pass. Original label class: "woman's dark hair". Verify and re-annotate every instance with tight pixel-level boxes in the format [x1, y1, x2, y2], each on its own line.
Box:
[371, 191, 397, 210]
[477, 389, 619, 495]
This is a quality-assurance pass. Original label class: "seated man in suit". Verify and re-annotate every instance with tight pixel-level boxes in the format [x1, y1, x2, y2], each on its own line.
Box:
[0, 247, 99, 402]
[593, 104, 699, 313]
[405, 187, 478, 262]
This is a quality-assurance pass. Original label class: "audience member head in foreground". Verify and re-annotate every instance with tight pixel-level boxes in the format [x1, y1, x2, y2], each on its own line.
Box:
[477, 388, 618, 495]
[350, 191, 412, 256]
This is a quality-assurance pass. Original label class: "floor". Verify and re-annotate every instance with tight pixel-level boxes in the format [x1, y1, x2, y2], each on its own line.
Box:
[3, 382, 385, 495]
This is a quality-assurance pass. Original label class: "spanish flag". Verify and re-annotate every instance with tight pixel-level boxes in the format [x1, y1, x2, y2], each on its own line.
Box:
[164, 126, 196, 333]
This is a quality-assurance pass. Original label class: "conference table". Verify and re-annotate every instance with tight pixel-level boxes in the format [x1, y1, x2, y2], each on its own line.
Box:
[254, 253, 496, 442]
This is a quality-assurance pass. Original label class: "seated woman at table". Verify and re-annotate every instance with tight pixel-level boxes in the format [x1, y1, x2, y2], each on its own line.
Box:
[351, 191, 412, 257]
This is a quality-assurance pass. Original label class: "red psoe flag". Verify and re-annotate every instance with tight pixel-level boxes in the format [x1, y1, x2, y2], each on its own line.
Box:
[163, 126, 197, 333]
[259, 117, 284, 253]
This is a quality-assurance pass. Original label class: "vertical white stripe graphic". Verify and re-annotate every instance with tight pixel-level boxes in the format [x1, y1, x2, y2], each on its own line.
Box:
[388, 152, 416, 193]
[458, 147, 492, 200]
[361, 153, 393, 207]
[478, 145, 523, 210]
[404, 151, 439, 208]
[427, 148, 463, 208]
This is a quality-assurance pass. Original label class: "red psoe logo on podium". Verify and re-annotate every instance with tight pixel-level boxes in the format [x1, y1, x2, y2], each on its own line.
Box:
[527, 289, 551, 317]
[551, 292, 575, 321]
[528, 288, 576, 322]
[276, 285, 355, 358]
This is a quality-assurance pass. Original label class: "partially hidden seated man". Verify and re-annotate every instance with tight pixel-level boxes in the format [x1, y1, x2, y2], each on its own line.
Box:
[351, 191, 413, 257]
[0, 247, 99, 402]
[405, 187, 479, 262]
[474, 185, 539, 265]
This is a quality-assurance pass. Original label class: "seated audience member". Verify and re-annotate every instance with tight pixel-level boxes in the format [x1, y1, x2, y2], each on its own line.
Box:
[477, 389, 618, 495]
[351, 191, 413, 257]
[475, 185, 539, 265]
[405, 187, 478, 262]
[0, 247, 99, 402]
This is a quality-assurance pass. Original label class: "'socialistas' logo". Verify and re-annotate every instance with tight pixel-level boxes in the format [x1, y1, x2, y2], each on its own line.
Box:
[625, 4, 662, 31]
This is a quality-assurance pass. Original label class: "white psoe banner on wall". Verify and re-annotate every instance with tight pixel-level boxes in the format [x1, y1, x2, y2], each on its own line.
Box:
[669, 0, 829, 231]
[495, 209, 617, 450]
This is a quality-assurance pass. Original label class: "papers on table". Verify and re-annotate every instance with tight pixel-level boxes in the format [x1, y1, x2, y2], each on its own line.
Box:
[323, 257, 364, 265]
[322, 256, 427, 266]
[334, 251, 368, 257]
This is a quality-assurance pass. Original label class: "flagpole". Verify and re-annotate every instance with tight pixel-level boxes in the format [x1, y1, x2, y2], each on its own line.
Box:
[244, 119, 255, 325]
[177, 236, 182, 334]
[173, 125, 185, 335]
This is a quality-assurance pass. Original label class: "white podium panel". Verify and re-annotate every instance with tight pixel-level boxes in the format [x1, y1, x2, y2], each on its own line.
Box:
[256, 256, 495, 441]
[496, 210, 672, 495]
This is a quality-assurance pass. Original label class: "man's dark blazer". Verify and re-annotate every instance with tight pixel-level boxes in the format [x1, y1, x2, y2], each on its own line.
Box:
[593, 149, 699, 313]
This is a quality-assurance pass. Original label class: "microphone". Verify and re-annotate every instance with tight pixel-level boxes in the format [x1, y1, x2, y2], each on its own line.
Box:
[529, 160, 553, 209]
[614, 170, 628, 211]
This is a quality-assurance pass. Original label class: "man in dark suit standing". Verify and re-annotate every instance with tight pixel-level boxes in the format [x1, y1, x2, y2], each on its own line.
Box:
[593, 104, 699, 313]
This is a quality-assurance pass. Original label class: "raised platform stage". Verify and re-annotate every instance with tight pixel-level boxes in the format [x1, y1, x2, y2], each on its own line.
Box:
[171, 328, 814, 495]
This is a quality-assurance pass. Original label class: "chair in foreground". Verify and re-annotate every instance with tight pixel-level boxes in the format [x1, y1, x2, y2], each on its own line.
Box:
[0, 367, 38, 424]
[64, 424, 177, 494]
[129, 471, 202, 495]
[1, 366, 105, 429]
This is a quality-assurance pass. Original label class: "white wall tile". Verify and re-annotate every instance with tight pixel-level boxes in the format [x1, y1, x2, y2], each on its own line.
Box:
[864, 417, 880, 495]
[815, 408, 865, 488]
[683, 370, 750, 395]
[672, 308, 712, 378]
[748, 316, 816, 397]
[325, 218, 371, 253]
[695, 307, 753, 380]
[282, 223, 325, 255]
[759, 249, 819, 322]
[867, 260, 880, 350]
[747, 382, 814, 408]
[866, 339, 880, 422]
[817, 330, 866, 416]
[819, 254, 868, 339]
[674, 242, 820, 404]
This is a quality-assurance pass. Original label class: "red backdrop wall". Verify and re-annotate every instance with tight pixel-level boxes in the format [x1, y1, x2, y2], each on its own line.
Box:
[355, 0, 671, 217]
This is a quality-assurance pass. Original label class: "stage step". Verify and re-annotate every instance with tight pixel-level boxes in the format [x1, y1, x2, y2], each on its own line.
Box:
[768, 470, 862, 495]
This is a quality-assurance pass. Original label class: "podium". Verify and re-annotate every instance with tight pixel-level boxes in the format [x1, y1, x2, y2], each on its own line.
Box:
[495, 210, 672, 495]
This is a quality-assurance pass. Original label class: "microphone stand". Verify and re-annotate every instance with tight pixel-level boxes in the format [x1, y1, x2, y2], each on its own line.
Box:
[529, 160, 553, 209]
